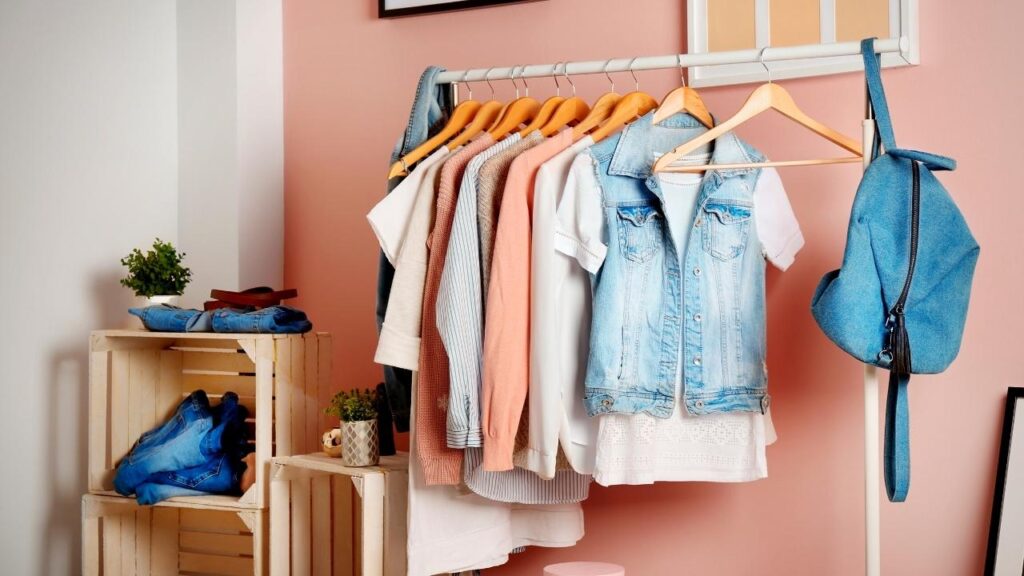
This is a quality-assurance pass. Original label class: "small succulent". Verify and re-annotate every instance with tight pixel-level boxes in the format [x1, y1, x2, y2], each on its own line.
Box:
[324, 388, 378, 422]
[119, 238, 191, 298]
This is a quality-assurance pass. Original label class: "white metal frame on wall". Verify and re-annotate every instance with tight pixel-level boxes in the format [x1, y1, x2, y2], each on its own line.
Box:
[436, 38, 907, 576]
[687, 0, 919, 86]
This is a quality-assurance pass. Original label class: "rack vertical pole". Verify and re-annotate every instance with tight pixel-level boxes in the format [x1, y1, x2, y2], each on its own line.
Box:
[862, 113, 881, 575]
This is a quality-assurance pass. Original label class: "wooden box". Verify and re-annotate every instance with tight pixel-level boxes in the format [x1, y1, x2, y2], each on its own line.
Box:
[88, 331, 333, 509]
[82, 493, 267, 576]
[269, 453, 409, 576]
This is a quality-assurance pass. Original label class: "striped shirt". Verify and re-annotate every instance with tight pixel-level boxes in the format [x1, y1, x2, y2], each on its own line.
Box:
[417, 134, 495, 485]
[464, 446, 591, 504]
[437, 134, 522, 448]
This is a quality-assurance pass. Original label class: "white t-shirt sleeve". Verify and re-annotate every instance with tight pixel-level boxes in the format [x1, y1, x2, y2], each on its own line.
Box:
[753, 167, 804, 271]
[367, 149, 446, 264]
[554, 151, 607, 274]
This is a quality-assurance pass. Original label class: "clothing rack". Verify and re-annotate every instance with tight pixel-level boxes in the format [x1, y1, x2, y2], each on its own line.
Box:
[437, 37, 907, 576]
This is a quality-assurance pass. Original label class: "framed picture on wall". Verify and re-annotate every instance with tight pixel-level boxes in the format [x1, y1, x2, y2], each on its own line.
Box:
[986, 387, 1024, 575]
[686, 0, 919, 86]
[379, 0, 542, 19]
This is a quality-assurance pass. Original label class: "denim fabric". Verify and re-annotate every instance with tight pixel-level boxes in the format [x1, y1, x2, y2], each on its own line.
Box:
[582, 112, 773, 418]
[378, 65, 453, 433]
[211, 306, 311, 334]
[811, 39, 978, 503]
[130, 305, 310, 333]
[114, 392, 241, 496]
[135, 452, 245, 505]
[129, 304, 212, 332]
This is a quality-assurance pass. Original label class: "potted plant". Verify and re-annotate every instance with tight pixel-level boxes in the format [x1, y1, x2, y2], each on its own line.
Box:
[323, 388, 380, 466]
[120, 238, 192, 307]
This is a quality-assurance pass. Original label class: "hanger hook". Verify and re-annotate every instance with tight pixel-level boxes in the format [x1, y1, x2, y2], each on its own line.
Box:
[483, 67, 496, 99]
[628, 57, 641, 92]
[519, 65, 530, 97]
[602, 59, 615, 93]
[759, 46, 773, 84]
[461, 69, 473, 101]
[551, 62, 562, 97]
[562, 61, 576, 97]
[676, 54, 687, 87]
[508, 66, 519, 99]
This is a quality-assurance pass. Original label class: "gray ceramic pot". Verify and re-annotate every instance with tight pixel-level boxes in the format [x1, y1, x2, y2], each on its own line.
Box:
[340, 419, 379, 467]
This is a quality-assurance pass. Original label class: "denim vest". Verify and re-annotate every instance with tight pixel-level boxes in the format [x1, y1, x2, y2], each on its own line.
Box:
[583, 112, 773, 418]
[377, 66, 453, 432]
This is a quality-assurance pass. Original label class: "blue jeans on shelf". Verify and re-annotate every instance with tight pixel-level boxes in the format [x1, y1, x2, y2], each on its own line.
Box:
[114, 392, 243, 497]
[129, 304, 311, 334]
[135, 452, 246, 505]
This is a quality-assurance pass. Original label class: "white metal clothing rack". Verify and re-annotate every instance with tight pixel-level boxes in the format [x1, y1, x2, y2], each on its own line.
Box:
[437, 37, 908, 576]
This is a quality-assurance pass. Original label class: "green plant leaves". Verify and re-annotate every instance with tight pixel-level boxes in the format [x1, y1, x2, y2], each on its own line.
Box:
[119, 238, 192, 298]
[324, 388, 378, 422]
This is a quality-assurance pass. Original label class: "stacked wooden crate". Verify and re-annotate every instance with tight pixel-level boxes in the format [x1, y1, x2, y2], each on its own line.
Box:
[81, 330, 332, 576]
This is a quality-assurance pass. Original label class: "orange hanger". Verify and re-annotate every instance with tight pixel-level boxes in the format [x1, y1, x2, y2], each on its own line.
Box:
[571, 59, 621, 139]
[541, 63, 590, 137]
[654, 49, 862, 173]
[588, 58, 660, 143]
[387, 72, 481, 179]
[488, 65, 540, 140]
[447, 68, 505, 150]
[652, 54, 714, 128]
[520, 63, 573, 137]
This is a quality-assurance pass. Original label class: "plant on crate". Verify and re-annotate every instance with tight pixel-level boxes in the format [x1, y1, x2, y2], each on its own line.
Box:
[120, 238, 192, 304]
[323, 388, 380, 466]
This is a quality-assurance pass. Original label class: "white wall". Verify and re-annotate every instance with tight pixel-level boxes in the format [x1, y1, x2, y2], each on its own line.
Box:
[0, 1, 282, 572]
[0, 1, 179, 573]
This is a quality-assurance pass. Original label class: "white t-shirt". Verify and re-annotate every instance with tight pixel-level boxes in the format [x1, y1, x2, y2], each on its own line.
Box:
[557, 153, 801, 486]
[367, 147, 450, 265]
[526, 136, 599, 480]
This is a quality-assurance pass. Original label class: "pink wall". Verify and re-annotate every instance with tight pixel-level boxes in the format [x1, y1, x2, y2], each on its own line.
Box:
[283, 1, 1023, 573]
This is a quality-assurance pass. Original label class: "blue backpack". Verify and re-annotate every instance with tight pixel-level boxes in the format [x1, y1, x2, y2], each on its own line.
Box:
[811, 39, 979, 502]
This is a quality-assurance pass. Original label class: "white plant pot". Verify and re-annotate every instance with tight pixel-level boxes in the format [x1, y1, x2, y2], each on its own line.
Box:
[340, 420, 379, 467]
[147, 295, 179, 306]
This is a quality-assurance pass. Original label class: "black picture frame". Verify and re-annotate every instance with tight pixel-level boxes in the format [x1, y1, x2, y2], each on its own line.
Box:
[378, 0, 539, 19]
[985, 387, 1024, 576]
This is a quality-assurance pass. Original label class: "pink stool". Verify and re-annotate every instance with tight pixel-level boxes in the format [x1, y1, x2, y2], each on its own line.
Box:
[544, 562, 625, 576]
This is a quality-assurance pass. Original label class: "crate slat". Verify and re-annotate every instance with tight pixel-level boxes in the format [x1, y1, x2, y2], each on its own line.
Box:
[291, 337, 307, 455]
[291, 477, 312, 575]
[311, 476, 331, 576]
[180, 532, 254, 556]
[317, 335, 334, 438]
[332, 476, 354, 576]
[182, 373, 257, 397]
[109, 351, 130, 477]
[179, 551, 255, 576]
[182, 350, 256, 374]
[136, 507, 152, 576]
[275, 338, 292, 459]
[151, 508, 178, 576]
[304, 334, 319, 458]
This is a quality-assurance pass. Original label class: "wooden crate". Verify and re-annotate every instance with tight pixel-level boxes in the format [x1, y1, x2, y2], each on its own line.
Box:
[269, 453, 409, 576]
[82, 493, 267, 576]
[89, 330, 333, 509]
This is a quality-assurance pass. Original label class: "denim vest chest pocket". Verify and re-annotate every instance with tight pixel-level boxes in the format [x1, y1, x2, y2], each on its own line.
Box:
[702, 200, 752, 261]
[616, 203, 662, 263]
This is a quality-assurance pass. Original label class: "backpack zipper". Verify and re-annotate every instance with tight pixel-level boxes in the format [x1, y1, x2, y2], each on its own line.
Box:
[884, 161, 920, 374]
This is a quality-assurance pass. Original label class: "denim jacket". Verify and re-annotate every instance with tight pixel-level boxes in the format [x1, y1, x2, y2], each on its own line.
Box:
[560, 112, 790, 418]
[377, 66, 453, 432]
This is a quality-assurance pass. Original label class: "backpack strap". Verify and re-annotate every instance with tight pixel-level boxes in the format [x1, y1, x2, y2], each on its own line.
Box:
[884, 371, 911, 502]
[861, 38, 897, 153]
[862, 38, 957, 172]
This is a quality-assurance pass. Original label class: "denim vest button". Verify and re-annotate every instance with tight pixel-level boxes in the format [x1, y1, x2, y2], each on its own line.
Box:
[602, 398, 613, 407]
[693, 355, 702, 366]
[761, 395, 771, 412]
[693, 313, 702, 322]
[693, 267, 702, 276]
[695, 218, 703, 227]
[694, 399, 704, 409]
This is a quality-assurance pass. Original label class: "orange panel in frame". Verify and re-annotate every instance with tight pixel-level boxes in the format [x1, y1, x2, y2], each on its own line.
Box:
[708, 0, 756, 51]
[836, 0, 891, 41]
[771, 0, 821, 47]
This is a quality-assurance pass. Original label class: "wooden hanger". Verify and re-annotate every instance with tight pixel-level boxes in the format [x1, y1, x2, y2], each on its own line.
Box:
[488, 66, 539, 140]
[445, 68, 505, 150]
[521, 63, 580, 137]
[387, 98, 480, 179]
[653, 50, 862, 173]
[652, 55, 714, 128]
[538, 63, 590, 137]
[588, 59, 660, 143]
[572, 60, 621, 139]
